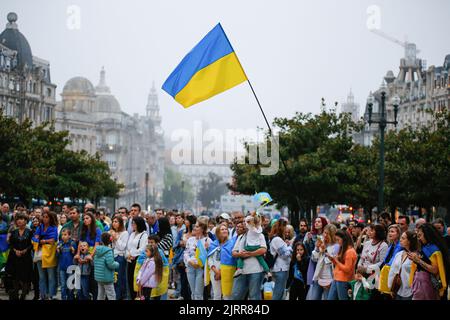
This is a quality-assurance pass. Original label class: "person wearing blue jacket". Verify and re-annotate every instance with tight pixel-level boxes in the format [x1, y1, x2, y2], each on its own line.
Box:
[57, 229, 77, 300]
[94, 232, 119, 300]
[32, 211, 58, 300]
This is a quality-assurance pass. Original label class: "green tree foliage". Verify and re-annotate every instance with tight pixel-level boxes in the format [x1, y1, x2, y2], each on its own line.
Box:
[0, 113, 122, 205]
[230, 105, 450, 222]
[198, 172, 228, 209]
[162, 166, 194, 209]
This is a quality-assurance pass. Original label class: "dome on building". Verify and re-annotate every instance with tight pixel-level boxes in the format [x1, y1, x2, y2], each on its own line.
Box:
[384, 70, 396, 84]
[0, 12, 33, 70]
[94, 67, 121, 113]
[95, 94, 121, 113]
[63, 77, 96, 95]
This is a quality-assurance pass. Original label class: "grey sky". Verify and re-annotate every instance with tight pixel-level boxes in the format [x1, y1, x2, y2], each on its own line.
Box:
[1, 0, 449, 145]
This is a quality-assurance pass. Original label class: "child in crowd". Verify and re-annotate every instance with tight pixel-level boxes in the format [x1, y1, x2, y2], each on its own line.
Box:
[93, 232, 119, 300]
[234, 212, 269, 277]
[288, 242, 310, 300]
[348, 273, 372, 300]
[74, 241, 92, 300]
[136, 244, 163, 300]
[57, 229, 77, 300]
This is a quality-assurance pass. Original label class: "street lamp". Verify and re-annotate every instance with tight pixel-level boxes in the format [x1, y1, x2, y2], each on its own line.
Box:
[366, 84, 400, 220]
[145, 172, 149, 211]
[181, 180, 185, 212]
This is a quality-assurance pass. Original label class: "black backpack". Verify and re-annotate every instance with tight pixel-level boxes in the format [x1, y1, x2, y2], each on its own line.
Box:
[264, 249, 278, 269]
[264, 236, 278, 269]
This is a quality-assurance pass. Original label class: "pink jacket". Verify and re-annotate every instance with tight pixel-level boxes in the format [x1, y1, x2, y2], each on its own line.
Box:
[136, 258, 158, 288]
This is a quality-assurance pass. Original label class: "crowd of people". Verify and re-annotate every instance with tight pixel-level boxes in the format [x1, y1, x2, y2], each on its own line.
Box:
[0, 201, 449, 301]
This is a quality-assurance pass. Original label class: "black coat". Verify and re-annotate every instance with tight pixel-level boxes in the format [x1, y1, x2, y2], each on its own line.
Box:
[6, 228, 33, 282]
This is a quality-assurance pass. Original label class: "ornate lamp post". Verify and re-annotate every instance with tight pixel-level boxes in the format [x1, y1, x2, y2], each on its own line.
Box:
[366, 84, 400, 218]
[181, 180, 185, 212]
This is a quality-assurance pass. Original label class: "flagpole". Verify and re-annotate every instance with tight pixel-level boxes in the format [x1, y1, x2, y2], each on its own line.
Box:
[221, 23, 304, 220]
[245, 79, 303, 217]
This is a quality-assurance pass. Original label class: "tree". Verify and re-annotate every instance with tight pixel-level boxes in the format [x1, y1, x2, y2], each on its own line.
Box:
[229, 107, 361, 223]
[162, 167, 193, 209]
[230, 105, 450, 223]
[198, 172, 227, 210]
[0, 113, 122, 206]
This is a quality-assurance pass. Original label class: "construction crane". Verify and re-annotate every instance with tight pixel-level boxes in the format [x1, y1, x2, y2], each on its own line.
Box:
[370, 29, 421, 66]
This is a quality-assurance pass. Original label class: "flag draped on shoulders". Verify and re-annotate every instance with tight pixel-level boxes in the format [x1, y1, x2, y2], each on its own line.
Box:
[162, 23, 247, 108]
[206, 238, 237, 296]
[409, 243, 447, 297]
[378, 241, 403, 294]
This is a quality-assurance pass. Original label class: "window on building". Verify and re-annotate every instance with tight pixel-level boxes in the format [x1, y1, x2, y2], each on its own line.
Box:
[106, 132, 117, 145]
[47, 88, 52, 97]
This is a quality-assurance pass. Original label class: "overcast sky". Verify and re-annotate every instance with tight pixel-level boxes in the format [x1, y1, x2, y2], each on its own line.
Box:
[1, 0, 449, 146]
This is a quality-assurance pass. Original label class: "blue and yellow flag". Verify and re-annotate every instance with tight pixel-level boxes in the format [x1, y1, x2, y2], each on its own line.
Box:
[162, 23, 248, 108]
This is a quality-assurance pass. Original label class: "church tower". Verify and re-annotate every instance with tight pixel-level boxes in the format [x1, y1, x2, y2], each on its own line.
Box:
[146, 81, 161, 127]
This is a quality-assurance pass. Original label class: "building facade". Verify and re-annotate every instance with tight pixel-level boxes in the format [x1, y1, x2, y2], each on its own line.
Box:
[360, 46, 450, 146]
[55, 69, 165, 209]
[0, 12, 56, 125]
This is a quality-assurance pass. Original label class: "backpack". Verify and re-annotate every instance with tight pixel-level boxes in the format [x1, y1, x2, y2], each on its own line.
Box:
[264, 240, 278, 269]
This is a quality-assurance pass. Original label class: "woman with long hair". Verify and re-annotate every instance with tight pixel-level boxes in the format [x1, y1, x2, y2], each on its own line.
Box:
[269, 219, 293, 300]
[76, 211, 102, 300]
[307, 223, 338, 300]
[327, 229, 357, 300]
[387, 231, 419, 300]
[5, 213, 33, 300]
[409, 223, 449, 300]
[110, 215, 129, 300]
[184, 219, 211, 300]
[125, 216, 148, 300]
[157, 217, 173, 259]
[32, 211, 58, 300]
[288, 242, 310, 300]
[78, 211, 101, 254]
[304, 217, 328, 297]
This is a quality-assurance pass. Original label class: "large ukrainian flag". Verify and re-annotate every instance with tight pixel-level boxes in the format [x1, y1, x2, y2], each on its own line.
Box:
[162, 23, 248, 108]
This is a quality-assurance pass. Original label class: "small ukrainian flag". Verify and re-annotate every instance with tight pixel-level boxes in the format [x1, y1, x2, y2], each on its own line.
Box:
[162, 23, 248, 108]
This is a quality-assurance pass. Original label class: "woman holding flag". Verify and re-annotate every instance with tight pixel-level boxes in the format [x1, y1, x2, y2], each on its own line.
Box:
[183, 220, 211, 300]
[207, 222, 237, 300]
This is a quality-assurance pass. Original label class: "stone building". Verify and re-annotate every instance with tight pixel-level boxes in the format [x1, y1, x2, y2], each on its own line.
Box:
[360, 46, 450, 146]
[341, 89, 360, 123]
[55, 69, 165, 209]
[0, 12, 56, 125]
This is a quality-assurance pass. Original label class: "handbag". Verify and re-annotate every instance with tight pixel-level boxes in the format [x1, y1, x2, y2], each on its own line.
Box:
[33, 248, 43, 262]
[430, 274, 443, 291]
[391, 253, 407, 296]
